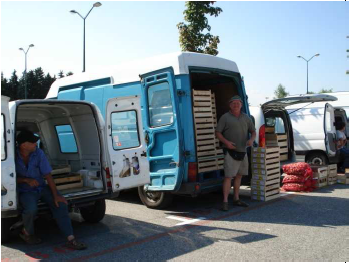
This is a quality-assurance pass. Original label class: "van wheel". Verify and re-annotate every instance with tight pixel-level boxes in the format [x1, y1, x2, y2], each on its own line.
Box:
[80, 199, 106, 223]
[306, 153, 328, 165]
[1, 217, 16, 243]
[138, 186, 174, 209]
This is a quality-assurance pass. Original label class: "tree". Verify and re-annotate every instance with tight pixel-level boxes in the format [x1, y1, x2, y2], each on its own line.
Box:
[177, 1, 222, 56]
[319, 88, 333, 93]
[58, 70, 65, 79]
[274, 84, 289, 99]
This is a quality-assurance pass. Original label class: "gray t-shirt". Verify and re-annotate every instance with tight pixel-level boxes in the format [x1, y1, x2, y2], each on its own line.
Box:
[216, 112, 256, 152]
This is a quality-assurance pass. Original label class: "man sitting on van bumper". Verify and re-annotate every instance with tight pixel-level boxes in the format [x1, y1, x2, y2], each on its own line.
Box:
[216, 96, 256, 211]
[15, 130, 86, 250]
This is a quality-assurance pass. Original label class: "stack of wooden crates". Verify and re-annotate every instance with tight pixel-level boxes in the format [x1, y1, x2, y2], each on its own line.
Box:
[251, 147, 281, 201]
[265, 127, 288, 161]
[192, 90, 224, 173]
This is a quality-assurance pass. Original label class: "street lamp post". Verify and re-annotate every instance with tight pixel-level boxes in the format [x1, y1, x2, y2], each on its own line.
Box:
[19, 44, 34, 99]
[70, 2, 102, 72]
[297, 53, 320, 94]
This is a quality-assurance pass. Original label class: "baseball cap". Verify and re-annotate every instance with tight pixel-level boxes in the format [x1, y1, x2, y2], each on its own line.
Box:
[17, 130, 39, 145]
[229, 95, 243, 103]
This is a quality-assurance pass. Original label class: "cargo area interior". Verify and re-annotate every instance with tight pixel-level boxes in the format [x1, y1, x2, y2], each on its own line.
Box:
[15, 102, 105, 197]
[189, 71, 241, 177]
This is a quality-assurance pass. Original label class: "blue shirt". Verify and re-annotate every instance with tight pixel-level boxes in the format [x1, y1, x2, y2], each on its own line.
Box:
[15, 148, 52, 193]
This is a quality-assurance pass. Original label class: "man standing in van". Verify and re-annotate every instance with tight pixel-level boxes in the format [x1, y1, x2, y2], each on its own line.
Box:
[216, 96, 256, 211]
[15, 130, 87, 249]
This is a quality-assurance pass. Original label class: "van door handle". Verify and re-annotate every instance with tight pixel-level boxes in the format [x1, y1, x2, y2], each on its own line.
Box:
[141, 151, 147, 157]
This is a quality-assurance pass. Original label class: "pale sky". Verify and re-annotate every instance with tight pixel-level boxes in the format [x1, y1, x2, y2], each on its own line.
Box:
[1, 1, 349, 106]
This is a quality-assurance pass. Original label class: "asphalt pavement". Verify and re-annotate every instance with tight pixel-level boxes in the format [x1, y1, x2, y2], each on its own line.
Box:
[1, 183, 349, 262]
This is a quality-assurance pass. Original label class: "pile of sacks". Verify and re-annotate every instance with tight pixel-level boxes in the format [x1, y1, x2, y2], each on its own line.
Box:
[282, 162, 316, 192]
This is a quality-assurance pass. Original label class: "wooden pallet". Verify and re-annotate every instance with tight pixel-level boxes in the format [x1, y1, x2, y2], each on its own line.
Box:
[52, 173, 83, 190]
[193, 90, 223, 173]
[277, 134, 288, 161]
[51, 165, 71, 175]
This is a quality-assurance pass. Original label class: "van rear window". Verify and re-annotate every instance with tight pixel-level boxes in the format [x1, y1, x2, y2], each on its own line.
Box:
[55, 125, 78, 153]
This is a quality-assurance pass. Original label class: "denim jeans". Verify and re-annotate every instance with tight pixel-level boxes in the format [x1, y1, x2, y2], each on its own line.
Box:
[339, 147, 349, 170]
[19, 186, 73, 238]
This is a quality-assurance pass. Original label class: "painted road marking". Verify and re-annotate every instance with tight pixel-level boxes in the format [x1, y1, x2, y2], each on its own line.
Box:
[166, 216, 206, 226]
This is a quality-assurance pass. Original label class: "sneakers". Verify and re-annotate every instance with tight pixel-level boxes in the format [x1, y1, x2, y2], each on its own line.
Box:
[65, 239, 87, 250]
[233, 199, 249, 207]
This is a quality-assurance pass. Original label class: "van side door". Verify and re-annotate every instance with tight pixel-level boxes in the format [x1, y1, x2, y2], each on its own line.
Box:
[105, 95, 150, 191]
[1, 96, 17, 211]
[324, 103, 337, 157]
[140, 68, 184, 192]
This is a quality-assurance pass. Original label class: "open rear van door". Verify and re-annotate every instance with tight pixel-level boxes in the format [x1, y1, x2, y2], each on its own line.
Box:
[1, 96, 17, 211]
[140, 68, 184, 191]
[324, 103, 337, 157]
[106, 95, 150, 192]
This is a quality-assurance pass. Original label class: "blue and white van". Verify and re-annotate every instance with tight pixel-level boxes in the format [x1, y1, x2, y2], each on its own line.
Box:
[46, 52, 250, 209]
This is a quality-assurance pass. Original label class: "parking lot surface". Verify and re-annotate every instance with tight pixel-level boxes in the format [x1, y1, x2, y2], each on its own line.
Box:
[1, 184, 349, 262]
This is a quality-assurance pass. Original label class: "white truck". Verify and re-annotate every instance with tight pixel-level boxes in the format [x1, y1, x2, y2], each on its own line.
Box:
[1, 95, 150, 242]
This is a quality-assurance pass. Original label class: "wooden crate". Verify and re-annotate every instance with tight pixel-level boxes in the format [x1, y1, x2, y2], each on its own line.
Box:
[310, 165, 328, 188]
[193, 90, 223, 173]
[265, 134, 278, 147]
[327, 164, 338, 185]
[51, 165, 71, 175]
[265, 126, 275, 133]
[52, 173, 83, 190]
[251, 188, 280, 201]
[277, 134, 288, 161]
[337, 174, 349, 184]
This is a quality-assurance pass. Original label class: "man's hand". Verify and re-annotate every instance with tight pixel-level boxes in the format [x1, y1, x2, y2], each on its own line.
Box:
[25, 178, 40, 188]
[54, 195, 68, 207]
[225, 141, 236, 150]
[246, 139, 254, 147]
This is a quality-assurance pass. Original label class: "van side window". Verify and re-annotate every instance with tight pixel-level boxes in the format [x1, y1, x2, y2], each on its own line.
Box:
[1, 114, 6, 160]
[55, 125, 78, 153]
[325, 111, 333, 132]
[148, 82, 174, 127]
[275, 117, 286, 133]
[111, 110, 140, 150]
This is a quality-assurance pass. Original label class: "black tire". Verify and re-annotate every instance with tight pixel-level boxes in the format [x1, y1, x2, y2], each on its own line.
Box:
[138, 186, 174, 209]
[306, 152, 328, 166]
[80, 199, 106, 223]
[1, 217, 16, 243]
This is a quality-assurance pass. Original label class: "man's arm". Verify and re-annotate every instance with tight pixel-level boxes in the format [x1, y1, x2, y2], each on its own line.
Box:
[17, 177, 39, 187]
[247, 130, 257, 147]
[45, 174, 68, 207]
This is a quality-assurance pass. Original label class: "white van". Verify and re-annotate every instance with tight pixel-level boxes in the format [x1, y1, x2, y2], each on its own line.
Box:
[249, 94, 338, 166]
[286, 95, 348, 165]
[1, 95, 150, 242]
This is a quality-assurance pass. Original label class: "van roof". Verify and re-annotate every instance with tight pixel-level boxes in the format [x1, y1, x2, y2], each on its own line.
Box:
[46, 52, 240, 99]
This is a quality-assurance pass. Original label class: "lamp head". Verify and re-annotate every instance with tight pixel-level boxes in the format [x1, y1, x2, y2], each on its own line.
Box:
[297, 55, 301, 58]
[70, 10, 77, 14]
[29, 44, 34, 48]
[93, 2, 102, 7]
[19, 48, 24, 51]
[315, 53, 320, 57]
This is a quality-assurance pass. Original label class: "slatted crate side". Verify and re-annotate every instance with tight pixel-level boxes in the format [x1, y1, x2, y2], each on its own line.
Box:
[252, 147, 280, 154]
[251, 192, 280, 201]
[251, 156, 280, 165]
[328, 164, 338, 177]
[52, 173, 83, 191]
[252, 167, 280, 176]
[198, 157, 224, 173]
[315, 176, 328, 188]
[251, 171, 281, 182]
[251, 177, 280, 187]
[251, 187, 280, 201]
[251, 181, 280, 191]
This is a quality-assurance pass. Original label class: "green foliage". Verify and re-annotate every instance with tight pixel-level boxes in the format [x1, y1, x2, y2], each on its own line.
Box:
[319, 88, 333, 93]
[177, 1, 222, 56]
[274, 84, 289, 99]
[1, 68, 58, 101]
[307, 91, 315, 94]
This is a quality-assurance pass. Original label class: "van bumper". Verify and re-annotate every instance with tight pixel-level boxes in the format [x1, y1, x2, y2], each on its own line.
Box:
[175, 178, 223, 197]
